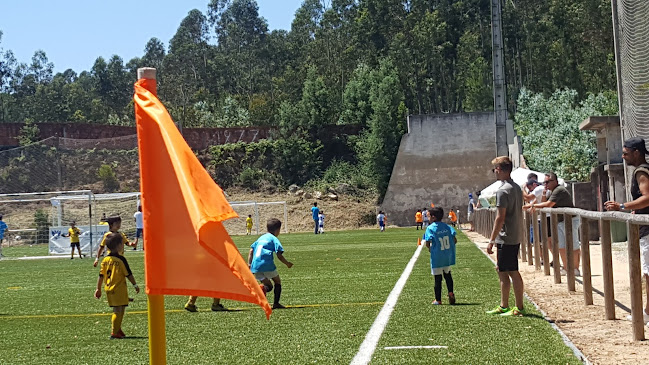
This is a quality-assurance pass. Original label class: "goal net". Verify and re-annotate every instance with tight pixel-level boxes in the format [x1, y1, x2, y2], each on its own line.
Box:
[224, 201, 288, 236]
[0, 190, 140, 256]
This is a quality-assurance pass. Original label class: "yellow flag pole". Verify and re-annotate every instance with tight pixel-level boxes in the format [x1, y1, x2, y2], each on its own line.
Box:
[137, 67, 167, 365]
[147, 295, 166, 364]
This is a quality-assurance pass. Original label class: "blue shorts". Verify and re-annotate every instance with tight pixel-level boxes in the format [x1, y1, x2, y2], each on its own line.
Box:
[136, 228, 144, 238]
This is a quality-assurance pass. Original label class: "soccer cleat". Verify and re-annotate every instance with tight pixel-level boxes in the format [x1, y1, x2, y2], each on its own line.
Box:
[110, 332, 125, 339]
[501, 306, 524, 317]
[272, 303, 286, 309]
[184, 303, 198, 312]
[486, 306, 509, 314]
[118, 329, 125, 337]
[431, 300, 441, 305]
[211, 303, 227, 312]
[448, 292, 456, 305]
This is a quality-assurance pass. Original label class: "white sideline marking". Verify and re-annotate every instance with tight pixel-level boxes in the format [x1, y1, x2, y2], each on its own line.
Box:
[384, 346, 448, 350]
[350, 244, 424, 365]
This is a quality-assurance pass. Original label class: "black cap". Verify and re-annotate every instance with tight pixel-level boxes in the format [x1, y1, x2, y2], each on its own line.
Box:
[526, 179, 539, 186]
[624, 137, 649, 155]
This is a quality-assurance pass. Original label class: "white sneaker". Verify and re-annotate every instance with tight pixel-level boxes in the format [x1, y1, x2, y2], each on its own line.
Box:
[560, 268, 567, 276]
[574, 269, 581, 277]
[626, 311, 649, 324]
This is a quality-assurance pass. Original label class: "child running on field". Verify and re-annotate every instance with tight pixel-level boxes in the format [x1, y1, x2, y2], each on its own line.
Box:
[94, 216, 134, 268]
[424, 207, 457, 305]
[246, 214, 253, 235]
[377, 211, 386, 232]
[63, 221, 83, 259]
[94, 232, 140, 339]
[248, 218, 293, 309]
[318, 211, 325, 234]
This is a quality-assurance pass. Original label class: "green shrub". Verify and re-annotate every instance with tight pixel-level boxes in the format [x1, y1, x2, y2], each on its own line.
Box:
[98, 164, 119, 192]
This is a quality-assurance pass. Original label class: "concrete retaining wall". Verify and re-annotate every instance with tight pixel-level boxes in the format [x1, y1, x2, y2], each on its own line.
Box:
[381, 112, 496, 226]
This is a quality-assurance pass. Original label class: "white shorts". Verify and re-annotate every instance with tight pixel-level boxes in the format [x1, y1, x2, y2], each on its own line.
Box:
[254, 270, 279, 281]
[641, 236, 649, 276]
[431, 266, 452, 275]
[557, 217, 581, 250]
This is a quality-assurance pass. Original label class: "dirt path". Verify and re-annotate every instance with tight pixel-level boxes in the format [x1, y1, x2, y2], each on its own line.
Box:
[465, 229, 649, 364]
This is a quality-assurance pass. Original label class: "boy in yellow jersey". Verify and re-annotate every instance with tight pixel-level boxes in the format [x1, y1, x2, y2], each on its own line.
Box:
[246, 214, 253, 235]
[94, 233, 140, 339]
[62, 221, 83, 259]
[93, 216, 134, 267]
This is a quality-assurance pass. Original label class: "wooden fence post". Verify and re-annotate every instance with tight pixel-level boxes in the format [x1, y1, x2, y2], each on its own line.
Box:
[581, 217, 593, 305]
[627, 223, 645, 341]
[540, 212, 550, 275]
[600, 220, 615, 320]
[527, 212, 534, 265]
[532, 210, 541, 270]
[551, 213, 561, 284]
[565, 214, 576, 291]
[520, 212, 528, 261]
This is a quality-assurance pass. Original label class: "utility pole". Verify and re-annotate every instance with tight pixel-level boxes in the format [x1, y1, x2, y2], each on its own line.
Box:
[491, 0, 508, 156]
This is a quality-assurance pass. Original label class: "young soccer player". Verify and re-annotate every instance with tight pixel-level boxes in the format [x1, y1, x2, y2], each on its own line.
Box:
[94, 232, 140, 339]
[318, 211, 325, 234]
[94, 216, 134, 267]
[63, 221, 83, 259]
[0, 215, 7, 257]
[184, 296, 226, 312]
[415, 209, 423, 230]
[377, 211, 386, 232]
[248, 218, 293, 309]
[424, 207, 457, 305]
[246, 214, 253, 235]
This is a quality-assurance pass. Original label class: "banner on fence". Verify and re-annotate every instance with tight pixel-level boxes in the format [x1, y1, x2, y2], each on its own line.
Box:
[48, 225, 109, 255]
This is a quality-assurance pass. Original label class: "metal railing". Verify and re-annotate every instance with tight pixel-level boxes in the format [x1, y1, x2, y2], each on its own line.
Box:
[474, 207, 649, 341]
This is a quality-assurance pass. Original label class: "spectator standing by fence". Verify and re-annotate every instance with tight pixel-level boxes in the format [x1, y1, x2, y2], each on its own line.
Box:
[468, 193, 476, 231]
[605, 137, 649, 323]
[525, 172, 581, 276]
[486, 156, 525, 316]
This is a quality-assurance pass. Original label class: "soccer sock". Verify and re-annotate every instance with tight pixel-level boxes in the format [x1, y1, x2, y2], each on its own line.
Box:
[114, 311, 124, 333]
[434, 275, 443, 301]
[444, 271, 454, 294]
[273, 284, 282, 305]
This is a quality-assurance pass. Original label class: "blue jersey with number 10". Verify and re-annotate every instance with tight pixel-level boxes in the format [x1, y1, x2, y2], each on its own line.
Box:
[423, 222, 456, 269]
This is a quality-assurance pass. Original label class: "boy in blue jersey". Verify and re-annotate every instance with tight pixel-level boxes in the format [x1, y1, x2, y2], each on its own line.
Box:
[248, 218, 293, 309]
[424, 207, 457, 305]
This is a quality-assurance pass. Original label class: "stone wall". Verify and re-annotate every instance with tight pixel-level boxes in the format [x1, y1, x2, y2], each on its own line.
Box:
[381, 112, 497, 226]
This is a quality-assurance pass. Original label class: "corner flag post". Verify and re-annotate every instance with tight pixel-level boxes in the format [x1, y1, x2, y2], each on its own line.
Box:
[136, 67, 167, 365]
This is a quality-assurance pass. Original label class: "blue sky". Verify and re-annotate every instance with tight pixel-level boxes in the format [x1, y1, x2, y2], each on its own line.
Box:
[0, 0, 303, 73]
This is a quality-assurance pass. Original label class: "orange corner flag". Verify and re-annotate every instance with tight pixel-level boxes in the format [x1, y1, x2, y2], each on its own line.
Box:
[134, 78, 271, 318]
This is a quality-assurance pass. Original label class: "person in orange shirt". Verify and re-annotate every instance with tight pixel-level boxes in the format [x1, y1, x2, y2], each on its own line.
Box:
[448, 210, 458, 228]
[415, 209, 423, 230]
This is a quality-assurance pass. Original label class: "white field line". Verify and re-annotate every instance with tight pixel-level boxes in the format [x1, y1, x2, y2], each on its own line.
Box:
[384, 346, 448, 350]
[350, 244, 424, 365]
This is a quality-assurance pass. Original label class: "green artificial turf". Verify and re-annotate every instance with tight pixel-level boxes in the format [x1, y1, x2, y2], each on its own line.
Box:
[0, 228, 581, 364]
